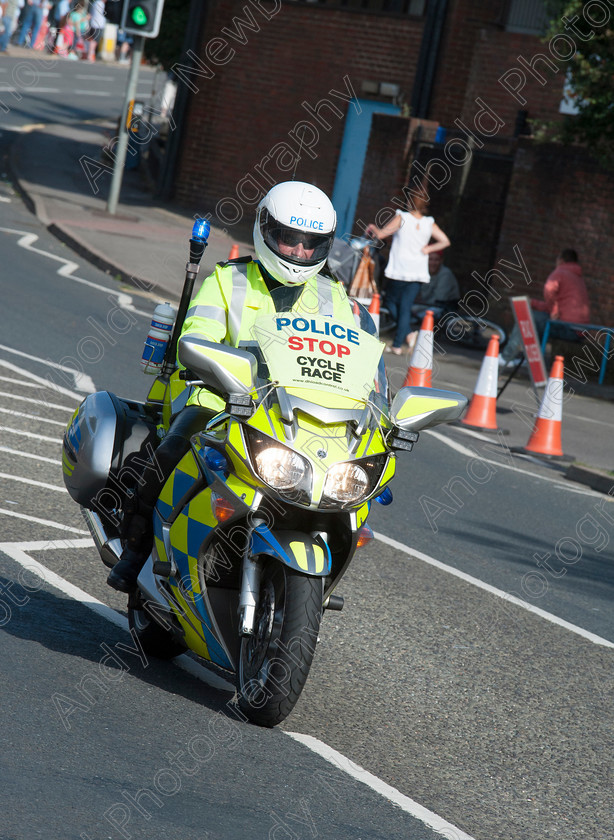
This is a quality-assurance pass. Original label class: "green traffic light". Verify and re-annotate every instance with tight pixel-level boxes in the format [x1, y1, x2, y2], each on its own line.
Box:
[131, 5, 148, 25]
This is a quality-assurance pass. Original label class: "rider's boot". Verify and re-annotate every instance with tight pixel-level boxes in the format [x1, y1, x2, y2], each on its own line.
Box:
[107, 508, 153, 593]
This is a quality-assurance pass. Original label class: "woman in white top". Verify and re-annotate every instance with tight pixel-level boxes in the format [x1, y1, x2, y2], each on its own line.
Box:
[366, 197, 450, 354]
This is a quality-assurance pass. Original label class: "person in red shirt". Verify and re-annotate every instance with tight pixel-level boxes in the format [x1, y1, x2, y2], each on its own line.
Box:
[500, 249, 591, 366]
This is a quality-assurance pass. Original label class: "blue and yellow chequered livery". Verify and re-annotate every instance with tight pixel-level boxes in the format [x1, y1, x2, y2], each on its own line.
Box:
[152, 448, 227, 665]
[62, 407, 81, 478]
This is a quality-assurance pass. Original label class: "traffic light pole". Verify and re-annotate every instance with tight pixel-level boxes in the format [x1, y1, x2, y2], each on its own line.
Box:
[107, 35, 145, 216]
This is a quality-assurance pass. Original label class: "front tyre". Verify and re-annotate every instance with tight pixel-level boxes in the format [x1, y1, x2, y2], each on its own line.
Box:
[237, 560, 323, 727]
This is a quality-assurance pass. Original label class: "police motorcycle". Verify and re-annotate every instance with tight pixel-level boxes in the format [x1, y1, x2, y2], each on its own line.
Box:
[62, 219, 467, 727]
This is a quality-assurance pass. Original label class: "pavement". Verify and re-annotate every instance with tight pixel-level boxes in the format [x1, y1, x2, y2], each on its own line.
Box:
[10, 117, 255, 298]
[6, 95, 614, 490]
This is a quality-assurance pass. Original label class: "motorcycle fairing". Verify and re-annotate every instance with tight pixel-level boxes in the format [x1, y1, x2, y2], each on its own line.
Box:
[355, 502, 370, 529]
[155, 448, 203, 522]
[379, 454, 396, 488]
[152, 475, 256, 669]
[156, 495, 235, 669]
[62, 407, 80, 480]
[145, 370, 191, 430]
[393, 392, 459, 422]
[251, 525, 332, 576]
[239, 401, 392, 509]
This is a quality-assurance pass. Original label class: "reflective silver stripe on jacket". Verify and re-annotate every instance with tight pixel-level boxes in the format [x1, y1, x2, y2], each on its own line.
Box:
[315, 275, 335, 316]
[298, 275, 334, 316]
[227, 263, 250, 341]
[186, 304, 226, 325]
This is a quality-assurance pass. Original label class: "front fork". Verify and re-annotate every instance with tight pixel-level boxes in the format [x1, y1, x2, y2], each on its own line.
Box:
[238, 518, 263, 636]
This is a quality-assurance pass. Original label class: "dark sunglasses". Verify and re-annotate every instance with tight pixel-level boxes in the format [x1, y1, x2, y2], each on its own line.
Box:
[278, 229, 322, 250]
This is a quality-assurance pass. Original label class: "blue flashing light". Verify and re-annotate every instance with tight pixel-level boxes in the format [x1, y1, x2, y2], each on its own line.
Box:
[192, 219, 211, 242]
[204, 448, 228, 472]
[375, 487, 393, 506]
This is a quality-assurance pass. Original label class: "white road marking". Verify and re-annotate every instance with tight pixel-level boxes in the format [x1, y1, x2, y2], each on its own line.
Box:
[0, 358, 85, 401]
[0, 375, 41, 387]
[425, 428, 605, 497]
[0, 123, 46, 132]
[0, 508, 89, 534]
[0, 227, 151, 318]
[1, 537, 472, 835]
[0, 196, 10, 203]
[565, 412, 612, 427]
[0, 540, 234, 692]
[0, 391, 75, 412]
[287, 733, 478, 840]
[439, 379, 613, 428]
[375, 531, 614, 649]
[449, 424, 576, 470]
[448, 425, 504, 444]
[0, 446, 60, 465]
[75, 74, 115, 81]
[73, 90, 111, 96]
[551, 483, 608, 497]
[0, 426, 61, 444]
[0, 407, 66, 426]
[0, 86, 60, 93]
[0, 347, 95, 394]
[0, 472, 65, 492]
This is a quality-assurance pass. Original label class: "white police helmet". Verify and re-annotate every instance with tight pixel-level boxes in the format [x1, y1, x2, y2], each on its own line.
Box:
[253, 181, 337, 287]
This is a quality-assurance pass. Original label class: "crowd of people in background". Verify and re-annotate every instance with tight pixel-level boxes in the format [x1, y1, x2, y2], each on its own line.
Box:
[0, 0, 132, 62]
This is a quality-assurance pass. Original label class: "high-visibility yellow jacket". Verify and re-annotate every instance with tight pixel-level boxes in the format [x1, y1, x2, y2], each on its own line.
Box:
[179, 258, 365, 411]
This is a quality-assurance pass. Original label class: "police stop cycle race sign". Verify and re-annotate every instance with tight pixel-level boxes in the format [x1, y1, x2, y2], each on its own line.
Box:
[252, 314, 384, 397]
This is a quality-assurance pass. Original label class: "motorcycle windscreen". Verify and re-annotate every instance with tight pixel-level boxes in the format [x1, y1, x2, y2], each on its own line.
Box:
[251, 314, 384, 407]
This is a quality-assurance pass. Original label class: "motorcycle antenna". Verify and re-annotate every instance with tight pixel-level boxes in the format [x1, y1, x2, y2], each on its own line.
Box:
[162, 218, 210, 378]
[291, 132, 305, 181]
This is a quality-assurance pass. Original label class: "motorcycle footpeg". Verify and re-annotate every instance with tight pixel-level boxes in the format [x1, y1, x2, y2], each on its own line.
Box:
[324, 594, 344, 611]
[100, 540, 123, 569]
[152, 560, 172, 577]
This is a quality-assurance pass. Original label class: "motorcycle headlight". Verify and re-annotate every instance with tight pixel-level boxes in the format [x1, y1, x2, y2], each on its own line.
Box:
[254, 446, 306, 490]
[323, 462, 369, 503]
[320, 454, 390, 508]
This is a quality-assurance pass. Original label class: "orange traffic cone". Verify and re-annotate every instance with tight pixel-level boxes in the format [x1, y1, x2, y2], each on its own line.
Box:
[403, 310, 434, 387]
[519, 355, 569, 459]
[228, 243, 240, 260]
[368, 293, 381, 335]
[460, 334, 504, 432]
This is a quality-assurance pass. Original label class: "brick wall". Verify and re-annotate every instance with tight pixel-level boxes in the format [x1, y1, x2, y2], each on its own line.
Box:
[496, 139, 614, 327]
[431, 0, 567, 137]
[174, 0, 424, 234]
[429, 0, 503, 126]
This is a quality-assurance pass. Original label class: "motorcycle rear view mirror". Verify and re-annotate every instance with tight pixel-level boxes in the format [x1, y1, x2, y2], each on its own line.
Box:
[390, 386, 467, 432]
[178, 336, 257, 397]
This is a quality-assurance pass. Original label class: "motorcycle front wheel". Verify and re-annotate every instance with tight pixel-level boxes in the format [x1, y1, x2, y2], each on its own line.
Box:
[237, 559, 323, 727]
